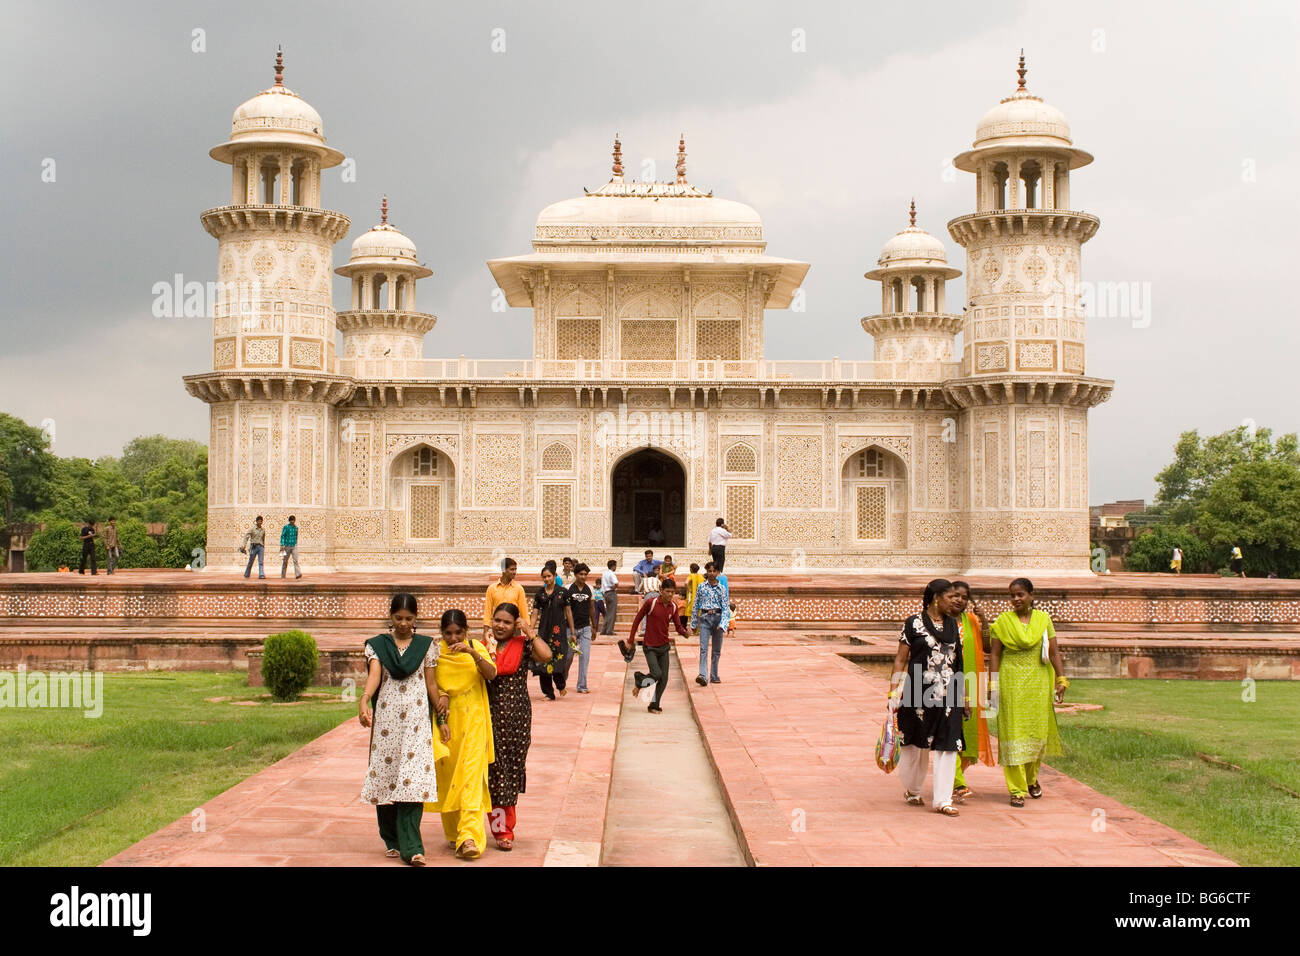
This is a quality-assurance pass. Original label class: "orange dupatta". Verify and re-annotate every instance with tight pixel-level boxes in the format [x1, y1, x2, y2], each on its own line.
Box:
[961, 612, 996, 767]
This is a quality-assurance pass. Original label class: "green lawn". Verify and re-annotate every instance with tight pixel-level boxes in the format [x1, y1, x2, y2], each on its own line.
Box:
[1051, 679, 1300, 866]
[0, 672, 354, 866]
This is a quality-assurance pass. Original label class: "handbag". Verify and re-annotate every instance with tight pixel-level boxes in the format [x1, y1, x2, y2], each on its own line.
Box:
[875, 712, 901, 773]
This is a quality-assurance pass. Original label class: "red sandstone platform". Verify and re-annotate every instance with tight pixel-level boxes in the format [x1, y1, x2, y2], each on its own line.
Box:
[5, 570, 1296, 681]
[104, 640, 1234, 867]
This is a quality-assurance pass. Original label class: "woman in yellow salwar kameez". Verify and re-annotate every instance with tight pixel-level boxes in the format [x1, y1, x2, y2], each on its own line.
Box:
[948, 582, 995, 799]
[426, 608, 496, 859]
[989, 578, 1070, 808]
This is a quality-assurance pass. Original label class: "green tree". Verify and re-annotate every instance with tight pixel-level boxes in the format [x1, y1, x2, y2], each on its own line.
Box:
[1154, 426, 1300, 525]
[1126, 524, 1212, 574]
[0, 413, 57, 521]
[1197, 460, 1300, 577]
[42, 456, 140, 525]
[121, 436, 206, 489]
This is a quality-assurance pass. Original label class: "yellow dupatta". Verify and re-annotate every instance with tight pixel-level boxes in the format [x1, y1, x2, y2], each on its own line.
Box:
[990, 608, 1053, 663]
[425, 638, 495, 813]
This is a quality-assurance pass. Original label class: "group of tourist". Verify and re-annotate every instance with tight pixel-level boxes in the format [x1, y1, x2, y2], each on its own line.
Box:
[238, 515, 302, 579]
[889, 577, 1068, 815]
[73, 517, 122, 574]
[361, 591, 553, 862]
[359, 536, 739, 863]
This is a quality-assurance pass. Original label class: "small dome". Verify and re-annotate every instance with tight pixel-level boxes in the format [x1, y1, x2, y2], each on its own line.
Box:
[351, 223, 419, 262]
[336, 197, 432, 280]
[878, 225, 948, 267]
[974, 89, 1072, 147]
[209, 48, 344, 166]
[231, 86, 325, 144]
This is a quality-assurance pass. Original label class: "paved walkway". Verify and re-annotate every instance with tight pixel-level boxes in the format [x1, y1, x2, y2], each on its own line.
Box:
[104, 638, 1234, 867]
[103, 644, 625, 867]
[683, 643, 1235, 866]
[601, 649, 745, 866]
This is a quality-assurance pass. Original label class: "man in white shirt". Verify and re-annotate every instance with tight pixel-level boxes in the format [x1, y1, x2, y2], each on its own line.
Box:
[708, 518, 733, 573]
[600, 559, 620, 636]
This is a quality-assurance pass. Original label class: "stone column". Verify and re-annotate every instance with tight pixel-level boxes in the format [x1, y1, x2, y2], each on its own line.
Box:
[278, 154, 291, 205]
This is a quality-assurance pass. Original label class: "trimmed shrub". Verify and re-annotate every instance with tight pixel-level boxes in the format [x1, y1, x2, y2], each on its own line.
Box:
[24, 519, 82, 572]
[111, 518, 161, 569]
[262, 630, 319, 701]
[160, 523, 207, 569]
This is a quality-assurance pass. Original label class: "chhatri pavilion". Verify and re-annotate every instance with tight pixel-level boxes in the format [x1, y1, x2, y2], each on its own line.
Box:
[184, 50, 1112, 573]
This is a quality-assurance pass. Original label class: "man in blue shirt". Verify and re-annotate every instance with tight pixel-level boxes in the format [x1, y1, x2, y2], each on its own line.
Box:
[691, 562, 731, 686]
[632, 549, 662, 592]
[280, 515, 301, 579]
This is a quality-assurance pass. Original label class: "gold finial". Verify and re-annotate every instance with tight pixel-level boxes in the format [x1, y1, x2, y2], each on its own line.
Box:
[1016, 48, 1027, 91]
[612, 134, 624, 179]
[676, 134, 687, 184]
[909, 198, 916, 227]
[274, 45, 284, 86]
[380, 194, 388, 225]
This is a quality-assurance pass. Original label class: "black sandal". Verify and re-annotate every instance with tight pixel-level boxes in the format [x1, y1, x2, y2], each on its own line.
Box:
[1028, 782, 1043, 799]
[1010, 795, 1025, 808]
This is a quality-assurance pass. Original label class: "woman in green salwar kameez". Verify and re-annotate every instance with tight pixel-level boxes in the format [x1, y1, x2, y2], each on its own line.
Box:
[989, 577, 1070, 807]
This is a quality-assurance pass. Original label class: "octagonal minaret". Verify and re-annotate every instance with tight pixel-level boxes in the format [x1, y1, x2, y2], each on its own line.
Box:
[335, 196, 436, 373]
[184, 47, 353, 571]
[944, 53, 1113, 574]
[862, 200, 962, 378]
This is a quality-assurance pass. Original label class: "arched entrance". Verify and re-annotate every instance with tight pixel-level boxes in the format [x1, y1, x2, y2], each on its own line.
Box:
[389, 444, 456, 545]
[611, 449, 686, 548]
[840, 445, 907, 549]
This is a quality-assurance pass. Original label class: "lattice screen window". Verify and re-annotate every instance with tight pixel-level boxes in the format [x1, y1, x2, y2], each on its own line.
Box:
[850, 448, 889, 479]
[696, 319, 741, 361]
[410, 484, 441, 539]
[620, 319, 677, 360]
[856, 485, 887, 540]
[556, 319, 602, 360]
[540, 484, 573, 539]
[725, 484, 756, 539]
[412, 447, 439, 477]
[724, 442, 757, 473]
[540, 442, 573, 472]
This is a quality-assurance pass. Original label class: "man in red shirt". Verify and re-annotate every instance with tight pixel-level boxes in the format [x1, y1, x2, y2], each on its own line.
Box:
[626, 578, 688, 713]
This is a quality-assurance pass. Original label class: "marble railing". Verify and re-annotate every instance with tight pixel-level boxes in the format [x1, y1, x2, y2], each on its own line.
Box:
[338, 358, 962, 382]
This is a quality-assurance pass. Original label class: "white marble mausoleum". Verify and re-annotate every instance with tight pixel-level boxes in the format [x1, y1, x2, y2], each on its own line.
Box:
[185, 50, 1113, 573]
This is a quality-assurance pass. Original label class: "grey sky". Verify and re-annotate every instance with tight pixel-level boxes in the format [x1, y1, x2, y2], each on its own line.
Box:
[1, 0, 1296, 504]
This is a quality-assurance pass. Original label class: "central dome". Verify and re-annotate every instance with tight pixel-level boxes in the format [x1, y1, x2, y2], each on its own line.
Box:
[535, 189, 763, 239]
[533, 135, 764, 247]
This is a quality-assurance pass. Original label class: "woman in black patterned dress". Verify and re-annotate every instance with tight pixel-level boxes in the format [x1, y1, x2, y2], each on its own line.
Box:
[485, 601, 550, 851]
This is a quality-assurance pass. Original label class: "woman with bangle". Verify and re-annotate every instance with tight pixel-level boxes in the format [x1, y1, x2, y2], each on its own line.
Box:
[425, 608, 497, 859]
[989, 577, 1068, 807]
[888, 578, 969, 816]
[948, 581, 995, 799]
[485, 602, 552, 851]
[359, 593, 448, 865]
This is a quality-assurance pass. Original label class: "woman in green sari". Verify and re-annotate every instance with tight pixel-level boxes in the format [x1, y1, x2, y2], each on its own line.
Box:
[989, 577, 1070, 807]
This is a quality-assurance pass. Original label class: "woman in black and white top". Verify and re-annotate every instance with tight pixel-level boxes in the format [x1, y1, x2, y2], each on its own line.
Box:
[887, 578, 969, 816]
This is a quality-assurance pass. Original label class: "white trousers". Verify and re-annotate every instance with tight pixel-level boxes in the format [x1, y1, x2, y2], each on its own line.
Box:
[898, 745, 957, 810]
